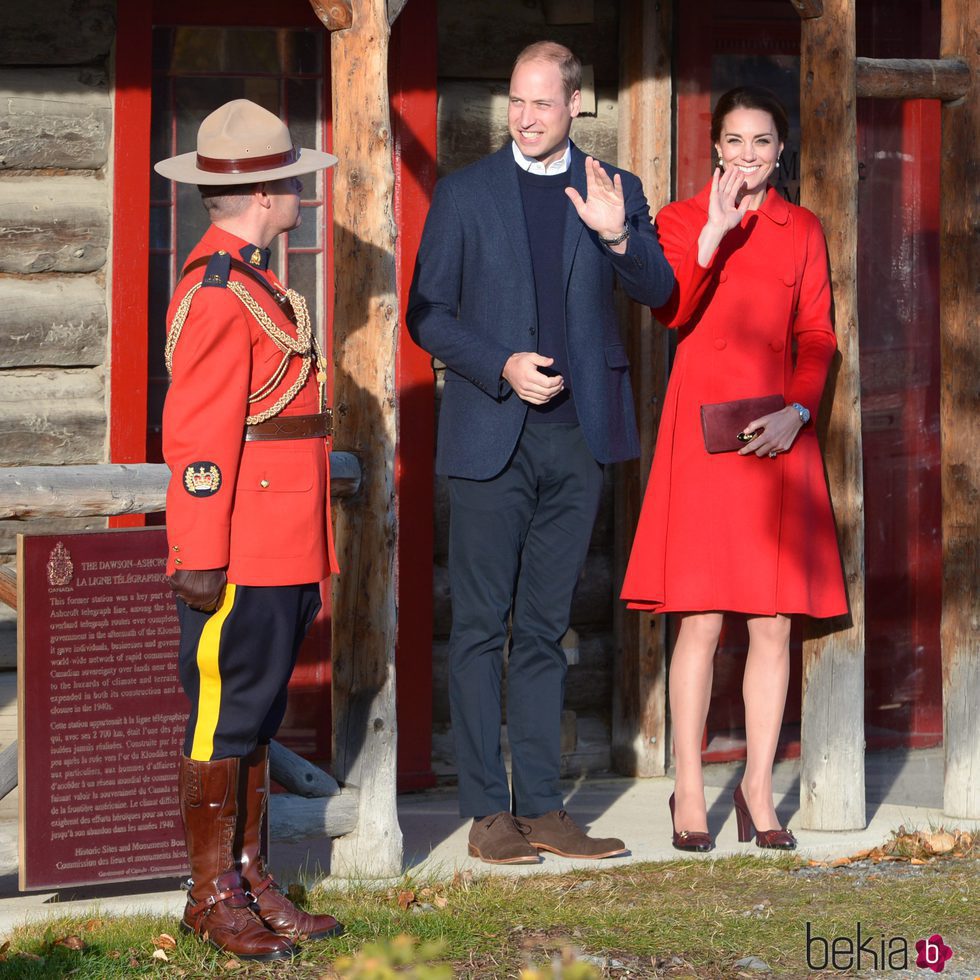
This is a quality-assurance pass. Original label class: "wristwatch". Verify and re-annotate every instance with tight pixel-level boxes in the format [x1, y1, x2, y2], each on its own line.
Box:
[790, 402, 811, 425]
[599, 222, 630, 247]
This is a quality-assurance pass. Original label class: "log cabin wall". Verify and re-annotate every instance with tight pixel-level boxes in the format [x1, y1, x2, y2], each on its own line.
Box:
[428, 0, 624, 777]
[0, 1, 117, 688]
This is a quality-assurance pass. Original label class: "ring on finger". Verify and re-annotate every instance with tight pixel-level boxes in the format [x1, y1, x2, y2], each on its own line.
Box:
[768, 450, 778, 459]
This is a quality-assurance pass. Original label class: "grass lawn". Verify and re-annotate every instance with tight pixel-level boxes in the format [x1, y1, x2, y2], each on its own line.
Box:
[0, 847, 976, 978]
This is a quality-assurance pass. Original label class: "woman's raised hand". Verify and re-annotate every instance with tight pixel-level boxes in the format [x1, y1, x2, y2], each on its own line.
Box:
[707, 164, 751, 235]
[697, 165, 751, 266]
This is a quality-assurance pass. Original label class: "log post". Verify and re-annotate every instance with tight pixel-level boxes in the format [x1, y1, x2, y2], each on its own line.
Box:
[799, 0, 867, 830]
[940, 0, 979, 819]
[612, 0, 671, 777]
[855, 57, 970, 101]
[323, 0, 403, 878]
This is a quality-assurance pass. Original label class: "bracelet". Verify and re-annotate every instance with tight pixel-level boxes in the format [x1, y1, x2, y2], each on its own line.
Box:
[599, 222, 630, 247]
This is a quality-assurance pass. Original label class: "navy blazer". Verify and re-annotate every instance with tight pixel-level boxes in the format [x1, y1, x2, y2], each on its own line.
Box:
[407, 142, 675, 480]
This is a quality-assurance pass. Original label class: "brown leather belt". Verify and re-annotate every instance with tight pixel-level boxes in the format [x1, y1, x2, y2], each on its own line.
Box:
[245, 411, 333, 441]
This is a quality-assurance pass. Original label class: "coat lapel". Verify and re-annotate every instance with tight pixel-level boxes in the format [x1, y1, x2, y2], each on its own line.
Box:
[486, 145, 535, 292]
[562, 144, 588, 287]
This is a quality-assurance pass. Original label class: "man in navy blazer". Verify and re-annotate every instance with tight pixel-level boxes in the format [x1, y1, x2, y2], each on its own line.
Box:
[407, 41, 674, 864]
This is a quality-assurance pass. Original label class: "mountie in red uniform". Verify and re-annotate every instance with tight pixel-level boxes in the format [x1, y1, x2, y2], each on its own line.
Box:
[156, 97, 343, 960]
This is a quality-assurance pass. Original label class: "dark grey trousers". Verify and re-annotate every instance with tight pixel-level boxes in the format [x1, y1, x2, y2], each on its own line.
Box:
[447, 422, 603, 818]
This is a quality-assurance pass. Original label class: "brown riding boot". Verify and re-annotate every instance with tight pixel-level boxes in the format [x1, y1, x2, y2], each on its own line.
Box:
[178, 755, 295, 961]
[238, 744, 344, 941]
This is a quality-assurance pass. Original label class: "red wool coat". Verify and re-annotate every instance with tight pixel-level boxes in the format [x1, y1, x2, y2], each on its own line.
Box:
[621, 182, 848, 617]
[163, 225, 338, 585]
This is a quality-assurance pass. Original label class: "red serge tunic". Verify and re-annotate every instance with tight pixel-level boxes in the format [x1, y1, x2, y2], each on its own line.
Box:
[163, 225, 338, 586]
[620, 182, 847, 617]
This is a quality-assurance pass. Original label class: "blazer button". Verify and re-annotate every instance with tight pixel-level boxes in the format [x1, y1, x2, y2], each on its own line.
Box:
[260, 479, 270, 488]
[528, 326, 536, 335]
[172, 544, 180, 552]
[713, 338, 727, 350]
[174, 557, 183, 565]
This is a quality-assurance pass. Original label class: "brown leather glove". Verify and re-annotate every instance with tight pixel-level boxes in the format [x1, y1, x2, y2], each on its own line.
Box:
[167, 568, 227, 612]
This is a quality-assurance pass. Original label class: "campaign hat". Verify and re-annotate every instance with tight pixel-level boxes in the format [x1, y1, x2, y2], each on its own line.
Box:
[154, 98, 337, 185]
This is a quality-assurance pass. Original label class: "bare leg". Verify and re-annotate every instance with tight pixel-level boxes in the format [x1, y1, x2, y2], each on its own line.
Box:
[741, 614, 792, 830]
[669, 612, 723, 832]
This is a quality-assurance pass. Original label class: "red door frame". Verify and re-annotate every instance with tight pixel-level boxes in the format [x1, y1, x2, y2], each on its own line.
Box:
[111, 0, 438, 787]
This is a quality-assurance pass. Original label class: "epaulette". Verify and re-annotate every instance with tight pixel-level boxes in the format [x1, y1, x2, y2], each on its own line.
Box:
[201, 250, 232, 288]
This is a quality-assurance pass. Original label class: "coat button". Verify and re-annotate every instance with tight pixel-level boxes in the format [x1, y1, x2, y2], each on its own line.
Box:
[529, 326, 536, 335]
[172, 545, 180, 552]
[174, 558, 183, 565]
[713, 338, 727, 350]
[260, 479, 270, 488]
[770, 339, 785, 352]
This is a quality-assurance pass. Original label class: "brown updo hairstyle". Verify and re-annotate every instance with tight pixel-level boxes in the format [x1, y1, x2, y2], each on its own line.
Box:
[710, 86, 789, 144]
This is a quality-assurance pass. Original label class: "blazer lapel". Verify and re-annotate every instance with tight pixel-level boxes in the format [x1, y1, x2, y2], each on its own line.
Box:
[486, 146, 534, 292]
[562, 144, 587, 287]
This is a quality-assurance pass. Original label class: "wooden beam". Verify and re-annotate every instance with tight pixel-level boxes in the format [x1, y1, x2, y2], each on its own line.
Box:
[0, 456, 360, 521]
[612, 0, 671, 778]
[799, 0, 867, 831]
[269, 787, 359, 842]
[328, 0, 403, 879]
[308, 0, 352, 30]
[856, 57, 970, 101]
[786, 0, 824, 18]
[940, 0, 980, 820]
[269, 740, 341, 798]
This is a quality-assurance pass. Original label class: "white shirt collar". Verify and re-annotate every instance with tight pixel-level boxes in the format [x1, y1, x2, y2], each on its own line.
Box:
[511, 140, 571, 175]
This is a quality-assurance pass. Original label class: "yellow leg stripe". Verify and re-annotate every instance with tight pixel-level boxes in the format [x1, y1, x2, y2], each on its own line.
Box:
[189, 583, 237, 761]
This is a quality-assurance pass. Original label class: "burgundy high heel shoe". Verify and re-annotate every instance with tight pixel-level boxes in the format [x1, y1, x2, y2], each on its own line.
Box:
[732, 785, 796, 850]
[668, 793, 714, 852]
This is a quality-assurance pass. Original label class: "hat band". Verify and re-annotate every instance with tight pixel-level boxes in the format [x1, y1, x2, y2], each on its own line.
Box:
[196, 146, 298, 175]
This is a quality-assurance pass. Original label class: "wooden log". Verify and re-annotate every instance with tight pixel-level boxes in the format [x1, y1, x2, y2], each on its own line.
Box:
[612, 0, 670, 779]
[0, 276, 106, 368]
[0, 0, 114, 65]
[0, 455, 361, 522]
[799, 0, 867, 831]
[437, 79, 619, 177]
[269, 739, 340, 798]
[0, 567, 15, 613]
[856, 57, 971, 101]
[269, 788, 360, 842]
[0, 742, 16, 802]
[0, 518, 106, 565]
[0, 177, 108, 275]
[0, 69, 110, 170]
[786, 0, 824, 17]
[328, 0, 403, 879]
[0, 369, 105, 466]
[940, 0, 979, 820]
[437, 0, 619, 82]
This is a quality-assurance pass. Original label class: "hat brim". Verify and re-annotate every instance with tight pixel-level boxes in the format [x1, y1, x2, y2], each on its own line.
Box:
[154, 146, 339, 185]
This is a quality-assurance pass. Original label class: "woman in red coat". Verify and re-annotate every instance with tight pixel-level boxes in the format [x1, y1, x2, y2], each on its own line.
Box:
[621, 87, 847, 851]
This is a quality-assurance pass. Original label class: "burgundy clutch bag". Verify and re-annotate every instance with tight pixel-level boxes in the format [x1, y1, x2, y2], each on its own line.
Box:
[700, 394, 784, 454]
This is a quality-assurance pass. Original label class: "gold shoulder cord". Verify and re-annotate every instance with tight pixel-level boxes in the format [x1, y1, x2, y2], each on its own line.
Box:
[165, 282, 328, 422]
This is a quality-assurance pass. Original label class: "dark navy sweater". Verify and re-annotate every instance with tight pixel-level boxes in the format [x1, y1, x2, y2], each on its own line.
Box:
[516, 164, 577, 423]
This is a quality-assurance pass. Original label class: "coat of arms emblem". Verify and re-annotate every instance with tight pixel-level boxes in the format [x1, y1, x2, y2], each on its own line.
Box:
[46, 541, 73, 587]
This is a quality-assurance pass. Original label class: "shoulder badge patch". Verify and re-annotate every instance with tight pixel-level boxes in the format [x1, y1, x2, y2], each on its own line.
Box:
[183, 462, 222, 497]
[201, 250, 232, 288]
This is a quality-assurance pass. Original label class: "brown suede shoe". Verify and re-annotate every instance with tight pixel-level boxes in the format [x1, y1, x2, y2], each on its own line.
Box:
[520, 810, 628, 859]
[467, 812, 541, 865]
